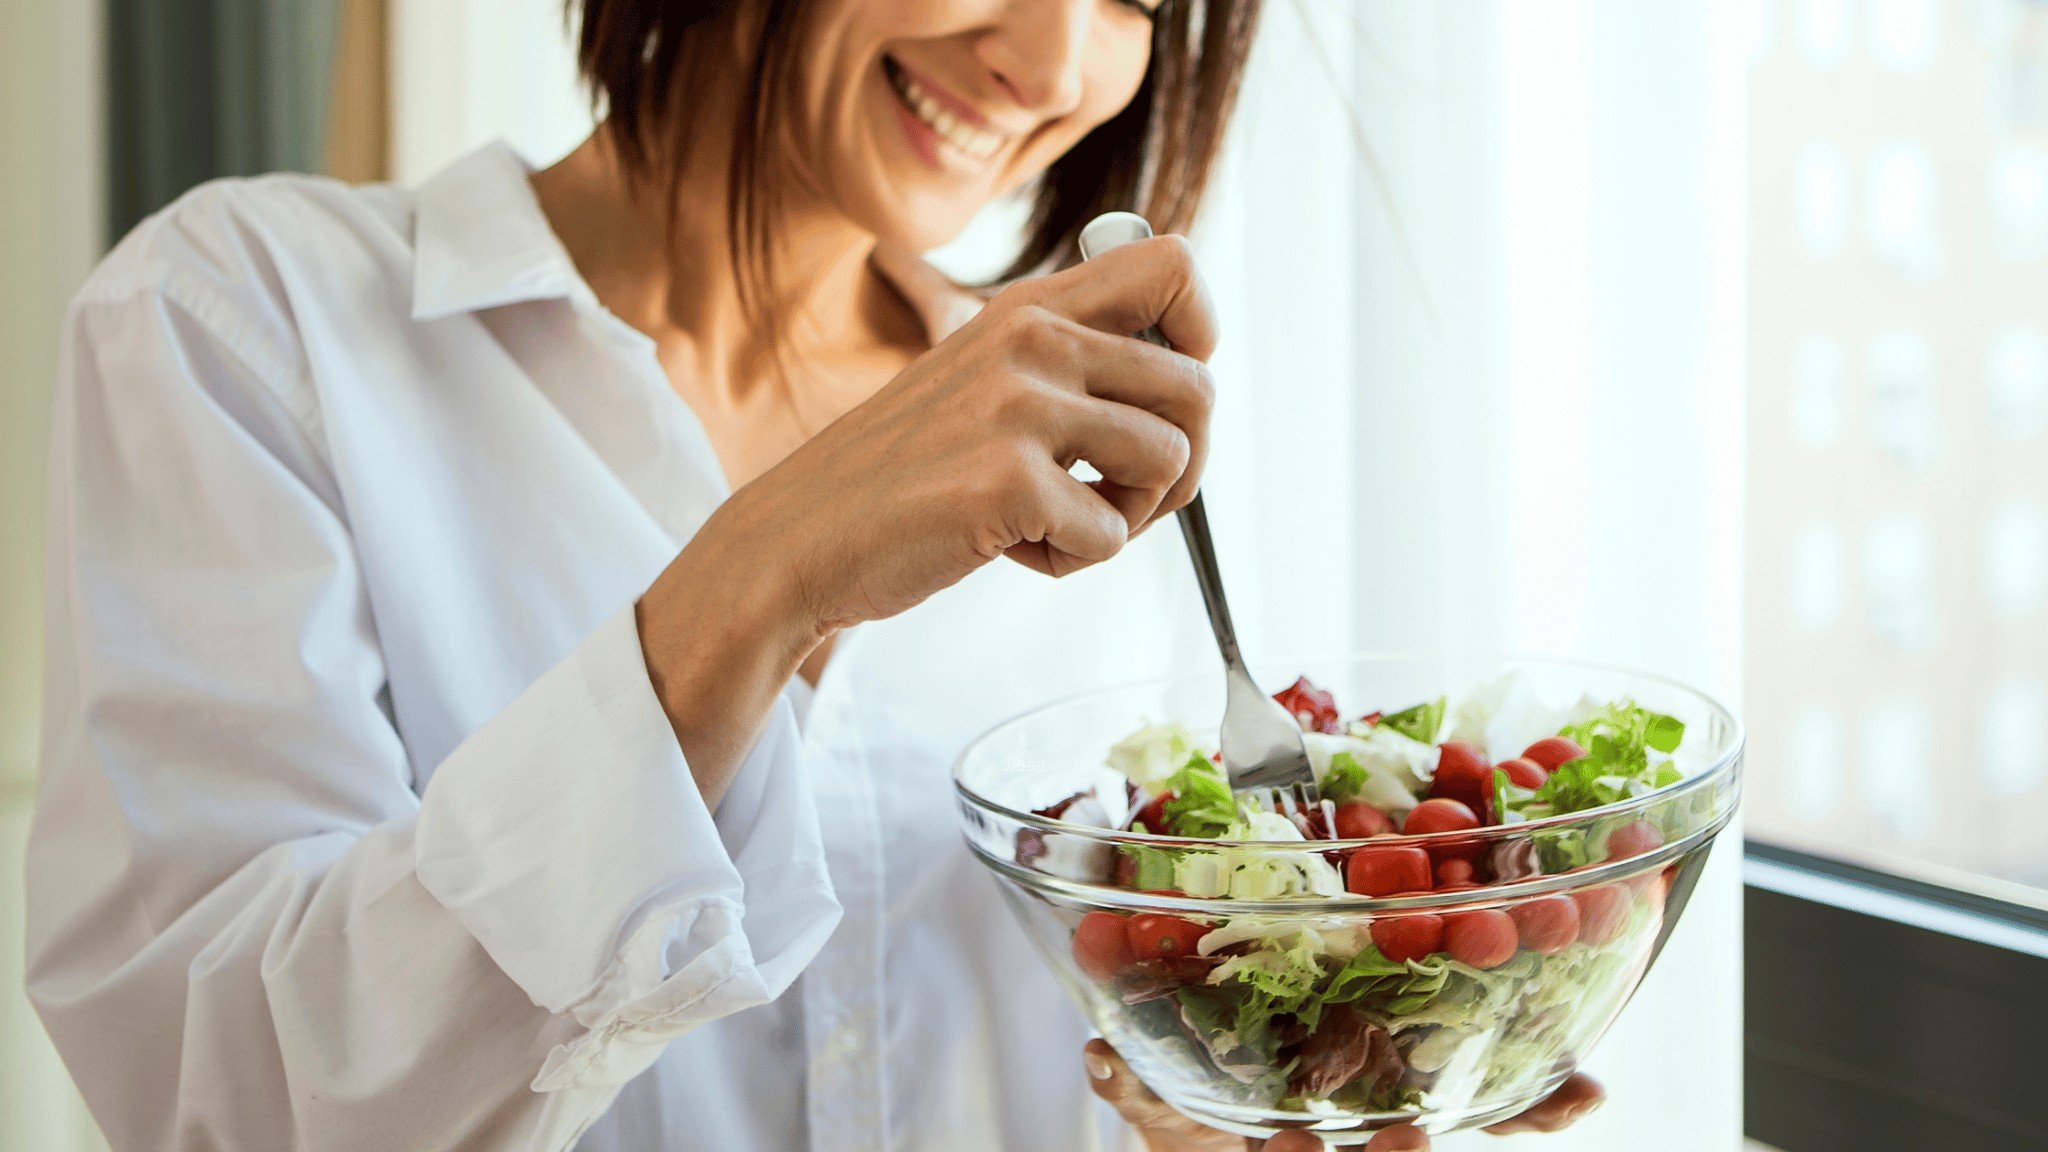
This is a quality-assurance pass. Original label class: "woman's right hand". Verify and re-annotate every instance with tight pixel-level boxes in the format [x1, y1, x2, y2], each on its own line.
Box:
[638, 235, 1218, 792]
[749, 232, 1218, 620]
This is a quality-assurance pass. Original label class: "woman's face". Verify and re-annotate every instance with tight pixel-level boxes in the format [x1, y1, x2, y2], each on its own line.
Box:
[783, 0, 1160, 251]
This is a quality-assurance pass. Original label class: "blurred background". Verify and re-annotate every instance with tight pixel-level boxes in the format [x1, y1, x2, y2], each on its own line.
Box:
[2, 1, 2042, 1150]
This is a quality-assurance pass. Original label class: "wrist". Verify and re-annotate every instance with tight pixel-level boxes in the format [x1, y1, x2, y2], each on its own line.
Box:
[636, 508, 830, 798]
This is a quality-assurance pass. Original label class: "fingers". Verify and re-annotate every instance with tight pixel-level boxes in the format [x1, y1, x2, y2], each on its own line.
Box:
[1010, 234, 1219, 361]
[1482, 1073, 1604, 1135]
[1003, 467, 1130, 579]
[973, 292, 1214, 528]
[1260, 1132, 1330, 1152]
[1049, 393, 1190, 531]
[1006, 317, 1209, 524]
[1065, 329, 1213, 522]
[1362, 1126, 1428, 1151]
[1083, 1039, 1222, 1143]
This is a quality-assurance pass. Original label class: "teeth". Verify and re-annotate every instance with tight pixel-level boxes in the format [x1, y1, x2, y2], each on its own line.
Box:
[890, 64, 1005, 160]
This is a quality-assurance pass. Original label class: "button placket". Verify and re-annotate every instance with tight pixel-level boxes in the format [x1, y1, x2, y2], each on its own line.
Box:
[800, 672, 890, 1152]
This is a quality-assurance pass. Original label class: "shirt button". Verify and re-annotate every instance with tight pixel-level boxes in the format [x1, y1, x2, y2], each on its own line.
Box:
[827, 1020, 861, 1062]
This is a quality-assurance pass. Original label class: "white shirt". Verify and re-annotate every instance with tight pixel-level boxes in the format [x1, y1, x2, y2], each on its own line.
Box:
[26, 142, 1212, 1152]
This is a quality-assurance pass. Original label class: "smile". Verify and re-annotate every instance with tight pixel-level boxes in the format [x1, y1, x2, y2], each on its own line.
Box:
[884, 58, 1007, 161]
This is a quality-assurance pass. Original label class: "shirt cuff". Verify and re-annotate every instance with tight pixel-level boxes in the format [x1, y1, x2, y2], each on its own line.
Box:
[413, 603, 842, 1092]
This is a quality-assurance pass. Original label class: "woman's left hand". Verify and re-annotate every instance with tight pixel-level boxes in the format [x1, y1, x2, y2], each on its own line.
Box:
[1084, 1039, 1605, 1151]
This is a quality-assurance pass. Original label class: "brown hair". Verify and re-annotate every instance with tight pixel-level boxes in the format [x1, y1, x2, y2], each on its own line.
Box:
[573, 0, 1261, 318]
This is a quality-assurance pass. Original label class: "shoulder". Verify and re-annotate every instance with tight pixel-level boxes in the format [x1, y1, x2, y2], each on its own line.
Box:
[74, 173, 416, 373]
[61, 175, 421, 480]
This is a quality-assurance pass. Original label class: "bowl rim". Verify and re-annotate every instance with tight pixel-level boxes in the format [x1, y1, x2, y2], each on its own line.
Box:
[951, 652, 1745, 855]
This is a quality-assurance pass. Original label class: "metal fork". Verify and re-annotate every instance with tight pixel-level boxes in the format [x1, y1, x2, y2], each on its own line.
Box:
[1077, 212, 1323, 826]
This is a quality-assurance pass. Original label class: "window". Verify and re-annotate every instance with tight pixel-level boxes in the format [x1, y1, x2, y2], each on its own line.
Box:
[1746, 0, 2048, 912]
[1745, 4, 2048, 1149]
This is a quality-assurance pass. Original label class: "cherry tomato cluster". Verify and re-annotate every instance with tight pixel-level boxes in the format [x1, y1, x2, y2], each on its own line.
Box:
[1326, 734, 1674, 969]
[1336, 735, 1586, 898]
[1363, 885, 1649, 968]
[1070, 909, 1212, 983]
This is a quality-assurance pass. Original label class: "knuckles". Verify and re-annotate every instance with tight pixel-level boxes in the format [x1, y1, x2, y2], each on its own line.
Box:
[1184, 357, 1217, 414]
[990, 303, 1076, 365]
[1149, 233, 1198, 281]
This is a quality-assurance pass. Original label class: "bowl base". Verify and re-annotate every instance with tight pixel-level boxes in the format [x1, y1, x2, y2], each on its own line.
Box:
[1156, 1070, 1572, 1144]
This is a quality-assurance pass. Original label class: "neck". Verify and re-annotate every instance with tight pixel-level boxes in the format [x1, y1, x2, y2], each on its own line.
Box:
[532, 121, 910, 401]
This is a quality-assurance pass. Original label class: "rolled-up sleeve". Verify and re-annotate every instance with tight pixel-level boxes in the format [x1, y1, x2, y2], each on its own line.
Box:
[25, 210, 838, 1152]
[417, 605, 840, 1093]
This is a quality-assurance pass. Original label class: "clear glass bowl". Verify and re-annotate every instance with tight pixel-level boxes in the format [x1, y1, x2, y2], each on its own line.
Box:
[953, 657, 1742, 1143]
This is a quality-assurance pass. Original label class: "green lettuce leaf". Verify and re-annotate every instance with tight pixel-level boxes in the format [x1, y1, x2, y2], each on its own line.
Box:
[1378, 697, 1447, 744]
[1183, 935, 1331, 1065]
[1161, 756, 1241, 838]
[1320, 751, 1369, 804]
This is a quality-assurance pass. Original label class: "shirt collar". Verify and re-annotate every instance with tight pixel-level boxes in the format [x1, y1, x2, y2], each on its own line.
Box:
[409, 140, 988, 342]
[411, 142, 594, 322]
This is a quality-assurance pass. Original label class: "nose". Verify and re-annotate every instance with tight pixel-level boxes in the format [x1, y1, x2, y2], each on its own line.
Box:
[977, 0, 1091, 117]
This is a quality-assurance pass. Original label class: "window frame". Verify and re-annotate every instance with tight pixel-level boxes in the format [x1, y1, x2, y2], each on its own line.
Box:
[1743, 840, 2048, 1152]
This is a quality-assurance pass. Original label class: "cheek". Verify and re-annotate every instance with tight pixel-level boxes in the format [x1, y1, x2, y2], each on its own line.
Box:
[1090, 27, 1153, 116]
[1014, 37, 1151, 183]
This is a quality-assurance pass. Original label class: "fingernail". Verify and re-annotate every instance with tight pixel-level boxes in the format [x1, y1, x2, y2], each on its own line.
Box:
[1086, 1052, 1113, 1080]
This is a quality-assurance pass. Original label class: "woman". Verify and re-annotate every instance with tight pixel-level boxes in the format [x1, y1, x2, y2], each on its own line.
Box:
[26, 1, 1599, 1149]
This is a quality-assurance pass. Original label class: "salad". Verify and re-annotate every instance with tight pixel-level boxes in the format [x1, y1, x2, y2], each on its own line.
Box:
[1028, 673, 1692, 1122]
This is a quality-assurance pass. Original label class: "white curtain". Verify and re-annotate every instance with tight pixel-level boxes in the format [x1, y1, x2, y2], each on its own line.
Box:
[397, 2, 1756, 1148]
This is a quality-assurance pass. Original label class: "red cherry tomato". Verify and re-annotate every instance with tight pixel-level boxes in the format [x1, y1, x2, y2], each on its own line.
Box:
[1333, 802, 1394, 840]
[1131, 790, 1171, 834]
[1521, 736, 1587, 771]
[1443, 909, 1519, 968]
[1072, 912, 1134, 982]
[1403, 797, 1481, 835]
[1125, 914, 1208, 961]
[1434, 857, 1478, 887]
[1496, 756, 1548, 790]
[1429, 742, 1493, 813]
[1572, 885, 1632, 945]
[1273, 676, 1342, 734]
[1370, 914, 1444, 963]
[1359, 710, 1384, 726]
[1606, 819, 1664, 861]
[1507, 896, 1581, 955]
[1531, 733, 1589, 770]
[1345, 845, 1433, 896]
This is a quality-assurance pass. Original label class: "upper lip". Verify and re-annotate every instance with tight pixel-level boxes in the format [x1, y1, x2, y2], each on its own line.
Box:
[887, 56, 1020, 138]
